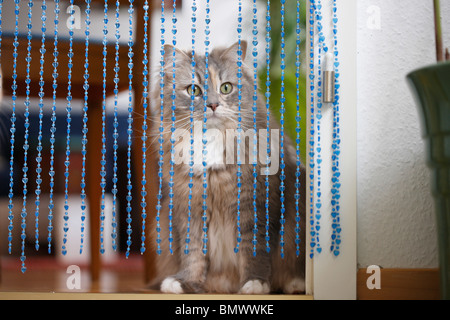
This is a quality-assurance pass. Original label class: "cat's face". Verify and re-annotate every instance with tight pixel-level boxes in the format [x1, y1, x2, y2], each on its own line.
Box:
[157, 41, 255, 132]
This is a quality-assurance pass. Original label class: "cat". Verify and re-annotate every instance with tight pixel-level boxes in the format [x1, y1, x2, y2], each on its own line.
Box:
[148, 41, 306, 294]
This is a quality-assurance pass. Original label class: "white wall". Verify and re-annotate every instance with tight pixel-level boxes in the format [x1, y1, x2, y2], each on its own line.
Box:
[357, 0, 450, 268]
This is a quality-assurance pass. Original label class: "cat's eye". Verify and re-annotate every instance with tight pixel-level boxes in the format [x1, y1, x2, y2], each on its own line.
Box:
[187, 85, 202, 97]
[220, 82, 233, 95]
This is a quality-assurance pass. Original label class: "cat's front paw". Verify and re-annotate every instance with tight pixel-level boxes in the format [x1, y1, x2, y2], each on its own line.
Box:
[239, 280, 270, 295]
[160, 276, 205, 294]
[161, 277, 184, 294]
[283, 278, 305, 294]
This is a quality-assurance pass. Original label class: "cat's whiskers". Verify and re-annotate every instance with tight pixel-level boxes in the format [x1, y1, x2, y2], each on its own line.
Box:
[216, 109, 259, 131]
[137, 113, 205, 152]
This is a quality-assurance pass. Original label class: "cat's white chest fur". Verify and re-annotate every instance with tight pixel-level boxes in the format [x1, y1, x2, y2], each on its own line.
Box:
[174, 123, 226, 175]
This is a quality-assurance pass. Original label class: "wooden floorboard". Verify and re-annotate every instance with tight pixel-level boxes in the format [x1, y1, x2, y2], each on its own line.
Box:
[357, 268, 440, 300]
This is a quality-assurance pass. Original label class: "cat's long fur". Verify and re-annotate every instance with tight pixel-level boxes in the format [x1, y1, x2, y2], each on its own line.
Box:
[149, 42, 306, 294]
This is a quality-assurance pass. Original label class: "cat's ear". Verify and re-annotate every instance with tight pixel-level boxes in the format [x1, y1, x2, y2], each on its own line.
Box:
[163, 45, 190, 65]
[219, 41, 248, 62]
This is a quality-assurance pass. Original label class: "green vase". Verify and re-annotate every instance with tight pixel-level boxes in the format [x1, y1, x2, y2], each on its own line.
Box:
[407, 62, 450, 300]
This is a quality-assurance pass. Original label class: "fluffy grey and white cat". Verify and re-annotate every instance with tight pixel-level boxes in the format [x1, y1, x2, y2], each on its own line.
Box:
[149, 41, 306, 294]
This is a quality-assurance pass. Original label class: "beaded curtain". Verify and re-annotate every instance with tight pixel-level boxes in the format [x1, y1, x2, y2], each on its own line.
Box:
[0, 0, 341, 273]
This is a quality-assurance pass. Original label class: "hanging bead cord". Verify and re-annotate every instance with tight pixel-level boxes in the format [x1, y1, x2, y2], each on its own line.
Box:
[251, 0, 258, 257]
[99, 0, 108, 255]
[314, 0, 327, 256]
[0, 0, 1, 60]
[19, 0, 34, 273]
[111, 0, 121, 252]
[35, 0, 47, 253]
[80, 0, 91, 255]
[0, 0, 4, 252]
[295, 0, 302, 257]
[310, 0, 342, 257]
[0, 0, 2, 93]
[0, 3, 1, 92]
[308, 0, 316, 259]
[140, 0, 150, 254]
[201, 0, 211, 256]
[48, 0, 60, 255]
[279, 0, 287, 259]
[156, 0, 166, 255]
[330, 0, 341, 256]
[125, 0, 134, 259]
[264, 0, 271, 254]
[167, 0, 178, 256]
[234, 0, 243, 254]
[0, 4, 2, 246]
[62, 0, 75, 257]
[8, 0, 20, 257]
[185, 0, 197, 255]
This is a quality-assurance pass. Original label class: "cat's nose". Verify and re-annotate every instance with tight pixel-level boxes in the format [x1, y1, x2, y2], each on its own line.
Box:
[208, 103, 219, 112]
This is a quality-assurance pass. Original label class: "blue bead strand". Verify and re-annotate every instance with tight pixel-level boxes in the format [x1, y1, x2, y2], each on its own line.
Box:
[20, 0, 34, 273]
[234, 0, 243, 254]
[295, 0, 302, 257]
[35, 0, 48, 252]
[279, 0, 286, 259]
[330, 0, 341, 257]
[156, 0, 165, 255]
[0, 0, 2, 85]
[62, 0, 76, 257]
[264, 0, 271, 254]
[111, 0, 120, 252]
[251, 0, 259, 257]
[125, 0, 135, 259]
[185, 0, 197, 255]
[99, 0, 108, 255]
[8, 0, 20, 256]
[167, 0, 178, 256]
[48, 0, 60, 254]
[314, 0, 328, 256]
[80, 0, 91, 255]
[201, 0, 211, 256]
[0, 1, 2, 139]
[0, 0, 3, 253]
[140, 0, 150, 255]
[308, 0, 316, 259]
